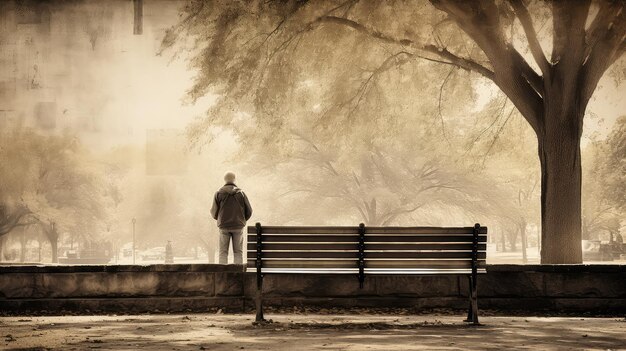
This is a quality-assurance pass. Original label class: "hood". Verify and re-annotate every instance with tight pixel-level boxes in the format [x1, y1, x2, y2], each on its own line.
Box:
[220, 184, 242, 195]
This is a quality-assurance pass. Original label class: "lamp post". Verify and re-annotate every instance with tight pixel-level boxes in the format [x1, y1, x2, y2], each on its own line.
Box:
[132, 218, 136, 264]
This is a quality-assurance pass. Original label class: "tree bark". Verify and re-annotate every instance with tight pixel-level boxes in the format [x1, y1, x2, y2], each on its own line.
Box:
[538, 90, 584, 264]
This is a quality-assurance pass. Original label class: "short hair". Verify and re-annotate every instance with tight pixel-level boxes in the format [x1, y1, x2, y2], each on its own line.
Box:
[224, 171, 236, 184]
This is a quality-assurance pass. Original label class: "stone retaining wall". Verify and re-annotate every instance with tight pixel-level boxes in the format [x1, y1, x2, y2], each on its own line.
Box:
[1, 264, 624, 315]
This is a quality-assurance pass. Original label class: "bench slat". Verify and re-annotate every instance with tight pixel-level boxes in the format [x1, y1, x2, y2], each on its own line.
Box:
[248, 226, 487, 235]
[247, 251, 487, 259]
[246, 243, 487, 251]
[247, 234, 487, 243]
[247, 226, 358, 234]
[366, 227, 487, 234]
[247, 259, 484, 269]
[246, 268, 487, 274]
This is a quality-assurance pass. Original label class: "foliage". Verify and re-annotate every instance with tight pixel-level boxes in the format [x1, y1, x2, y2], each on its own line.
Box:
[0, 129, 114, 247]
[163, 0, 626, 263]
[582, 116, 626, 239]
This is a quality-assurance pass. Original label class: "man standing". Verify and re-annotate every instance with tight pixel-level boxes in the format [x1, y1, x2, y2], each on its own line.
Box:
[210, 172, 253, 264]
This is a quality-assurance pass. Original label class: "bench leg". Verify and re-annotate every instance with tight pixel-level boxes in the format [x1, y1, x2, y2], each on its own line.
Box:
[464, 275, 473, 323]
[255, 275, 265, 322]
[469, 275, 479, 325]
[464, 275, 479, 325]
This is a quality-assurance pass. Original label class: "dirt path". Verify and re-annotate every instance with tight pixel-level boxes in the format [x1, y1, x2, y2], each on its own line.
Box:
[1, 314, 625, 350]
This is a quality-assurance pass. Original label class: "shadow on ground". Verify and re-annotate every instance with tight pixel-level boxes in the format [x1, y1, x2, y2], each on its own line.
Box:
[1, 314, 625, 350]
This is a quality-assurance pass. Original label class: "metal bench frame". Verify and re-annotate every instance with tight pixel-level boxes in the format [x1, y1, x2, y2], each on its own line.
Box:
[249, 222, 486, 325]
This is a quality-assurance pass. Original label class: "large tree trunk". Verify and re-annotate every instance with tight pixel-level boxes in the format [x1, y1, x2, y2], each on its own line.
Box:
[538, 93, 584, 264]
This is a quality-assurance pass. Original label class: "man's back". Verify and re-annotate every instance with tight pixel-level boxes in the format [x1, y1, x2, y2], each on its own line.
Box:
[210, 184, 253, 230]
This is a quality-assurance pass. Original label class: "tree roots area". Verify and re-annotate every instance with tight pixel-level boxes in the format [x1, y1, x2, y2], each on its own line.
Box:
[1, 313, 625, 350]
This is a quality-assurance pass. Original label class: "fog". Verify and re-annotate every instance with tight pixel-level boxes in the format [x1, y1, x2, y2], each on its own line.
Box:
[1, 0, 624, 265]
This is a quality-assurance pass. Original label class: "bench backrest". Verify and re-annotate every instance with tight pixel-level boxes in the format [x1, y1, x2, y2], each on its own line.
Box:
[247, 223, 487, 274]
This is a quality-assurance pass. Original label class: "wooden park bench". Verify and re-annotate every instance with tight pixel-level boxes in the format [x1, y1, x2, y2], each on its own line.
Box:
[247, 223, 487, 325]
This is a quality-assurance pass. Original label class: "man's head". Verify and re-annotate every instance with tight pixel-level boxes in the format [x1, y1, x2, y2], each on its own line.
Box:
[224, 171, 236, 184]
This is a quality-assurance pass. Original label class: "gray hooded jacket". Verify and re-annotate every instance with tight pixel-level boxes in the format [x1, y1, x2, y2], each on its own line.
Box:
[210, 183, 253, 230]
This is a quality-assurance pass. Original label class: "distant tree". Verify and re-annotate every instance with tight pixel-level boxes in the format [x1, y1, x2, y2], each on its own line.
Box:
[164, 0, 626, 263]
[0, 129, 112, 262]
[464, 96, 541, 261]
[594, 116, 626, 215]
[0, 204, 31, 238]
[271, 127, 516, 227]
[582, 116, 626, 240]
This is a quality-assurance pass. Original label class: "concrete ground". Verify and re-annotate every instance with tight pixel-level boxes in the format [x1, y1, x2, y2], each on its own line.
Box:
[1, 313, 625, 350]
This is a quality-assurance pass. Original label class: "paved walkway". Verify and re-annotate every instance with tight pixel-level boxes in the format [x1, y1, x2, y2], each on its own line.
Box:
[1, 314, 625, 350]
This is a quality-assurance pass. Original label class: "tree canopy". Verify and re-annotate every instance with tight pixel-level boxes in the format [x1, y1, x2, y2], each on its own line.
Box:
[164, 0, 626, 263]
[0, 129, 113, 260]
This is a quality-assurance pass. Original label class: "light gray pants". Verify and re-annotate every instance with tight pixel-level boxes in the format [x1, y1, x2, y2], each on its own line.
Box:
[219, 229, 243, 264]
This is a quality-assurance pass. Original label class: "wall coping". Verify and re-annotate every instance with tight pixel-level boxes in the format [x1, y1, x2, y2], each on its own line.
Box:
[485, 264, 626, 273]
[0, 263, 624, 274]
[0, 264, 245, 273]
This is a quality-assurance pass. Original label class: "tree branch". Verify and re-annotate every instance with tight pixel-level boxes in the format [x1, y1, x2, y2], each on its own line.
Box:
[583, 1, 621, 62]
[581, 4, 626, 103]
[509, 0, 550, 75]
[344, 51, 415, 120]
[0, 206, 32, 237]
[509, 46, 544, 97]
[311, 4, 544, 134]
[380, 204, 424, 226]
[291, 130, 341, 176]
[422, 45, 495, 80]
[551, 0, 590, 64]
[609, 40, 626, 67]
[316, 15, 414, 47]
[317, 15, 496, 80]
[430, 0, 544, 133]
[437, 67, 455, 143]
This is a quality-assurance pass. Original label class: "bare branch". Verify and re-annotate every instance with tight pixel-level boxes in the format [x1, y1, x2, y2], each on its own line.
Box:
[290, 130, 340, 176]
[482, 106, 516, 165]
[380, 204, 424, 226]
[437, 67, 455, 144]
[464, 94, 508, 155]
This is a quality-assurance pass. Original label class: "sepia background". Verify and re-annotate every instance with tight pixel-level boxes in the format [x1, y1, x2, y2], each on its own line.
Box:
[0, 0, 624, 265]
